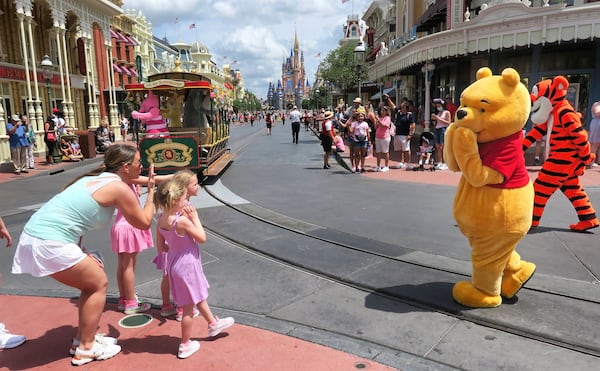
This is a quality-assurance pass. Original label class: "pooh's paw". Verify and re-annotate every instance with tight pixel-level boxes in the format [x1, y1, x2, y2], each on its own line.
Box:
[501, 261, 536, 299]
[569, 219, 599, 232]
[452, 281, 501, 308]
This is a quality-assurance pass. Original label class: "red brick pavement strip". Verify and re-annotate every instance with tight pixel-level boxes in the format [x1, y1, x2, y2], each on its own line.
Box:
[0, 295, 394, 371]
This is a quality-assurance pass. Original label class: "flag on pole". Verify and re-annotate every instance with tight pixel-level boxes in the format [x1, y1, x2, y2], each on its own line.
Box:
[189, 23, 196, 29]
[342, 0, 350, 3]
[231, 60, 238, 65]
[174, 17, 179, 24]
[314, 52, 321, 58]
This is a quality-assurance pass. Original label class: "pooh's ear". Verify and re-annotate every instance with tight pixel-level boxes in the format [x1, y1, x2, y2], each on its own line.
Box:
[501, 68, 520, 87]
[476, 67, 492, 80]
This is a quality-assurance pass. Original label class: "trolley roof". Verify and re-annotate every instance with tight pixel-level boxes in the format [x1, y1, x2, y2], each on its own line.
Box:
[124, 71, 211, 92]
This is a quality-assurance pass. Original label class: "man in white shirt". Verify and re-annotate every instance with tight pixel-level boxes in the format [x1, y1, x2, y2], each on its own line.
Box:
[289, 106, 302, 144]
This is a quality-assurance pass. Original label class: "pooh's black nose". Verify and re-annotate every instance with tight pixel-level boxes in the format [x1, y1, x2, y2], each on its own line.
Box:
[456, 109, 467, 120]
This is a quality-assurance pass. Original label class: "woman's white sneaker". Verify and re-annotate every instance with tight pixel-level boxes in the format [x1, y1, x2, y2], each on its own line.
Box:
[71, 341, 121, 366]
[70, 334, 118, 356]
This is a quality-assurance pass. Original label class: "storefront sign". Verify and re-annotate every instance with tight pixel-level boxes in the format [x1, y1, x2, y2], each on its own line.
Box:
[0, 64, 63, 85]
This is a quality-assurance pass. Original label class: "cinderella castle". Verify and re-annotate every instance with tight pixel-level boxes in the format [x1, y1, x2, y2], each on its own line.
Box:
[267, 31, 311, 110]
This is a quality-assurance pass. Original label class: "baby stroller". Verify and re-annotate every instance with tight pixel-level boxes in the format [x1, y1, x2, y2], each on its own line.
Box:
[413, 131, 436, 171]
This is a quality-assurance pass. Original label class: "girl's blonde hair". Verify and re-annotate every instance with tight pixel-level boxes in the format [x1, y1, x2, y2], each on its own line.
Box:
[173, 169, 196, 189]
[154, 179, 187, 212]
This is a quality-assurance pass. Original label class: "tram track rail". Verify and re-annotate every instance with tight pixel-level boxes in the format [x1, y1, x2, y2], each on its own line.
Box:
[202, 183, 600, 359]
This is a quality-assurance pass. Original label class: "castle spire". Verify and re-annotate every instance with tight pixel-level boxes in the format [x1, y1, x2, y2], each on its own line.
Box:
[294, 28, 299, 52]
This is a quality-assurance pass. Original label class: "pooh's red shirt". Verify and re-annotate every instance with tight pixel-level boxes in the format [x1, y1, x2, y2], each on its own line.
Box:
[478, 131, 529, 189]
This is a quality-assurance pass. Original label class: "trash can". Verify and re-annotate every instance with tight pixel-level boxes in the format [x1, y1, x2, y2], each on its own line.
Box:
[76, 130, 96, 159]
[50, 140, 61, 164]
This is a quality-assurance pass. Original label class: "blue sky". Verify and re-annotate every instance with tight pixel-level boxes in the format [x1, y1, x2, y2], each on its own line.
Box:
[122, 0, 369, 99]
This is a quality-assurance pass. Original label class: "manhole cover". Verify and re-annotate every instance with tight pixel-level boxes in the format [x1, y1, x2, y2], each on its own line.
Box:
[118, 313, 153, 328]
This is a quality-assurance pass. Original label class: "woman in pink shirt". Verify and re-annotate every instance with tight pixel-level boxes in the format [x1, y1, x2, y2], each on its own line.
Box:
[374, 106, 392, 172]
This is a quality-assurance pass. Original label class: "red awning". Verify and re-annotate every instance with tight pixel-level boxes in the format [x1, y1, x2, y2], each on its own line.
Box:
[122, 66, 132, 76]
[128, 68, 139, 77]
[125, 35, 138, 46]
[224, 82, 233, 90]
[366, 43, 382, 62]
[117, 32, 129, 44]
[112, 63, 122, 73]
[110, 29, 119, 39]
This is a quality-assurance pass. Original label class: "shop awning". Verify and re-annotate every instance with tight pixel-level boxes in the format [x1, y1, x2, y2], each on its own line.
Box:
[110, 29, 131, 44]
[128, 68, 139, 77]
[366, 43, 382, 62]
[384, 87, 396, 97]
[369, 87, 395, 101]
[416, 0, 446, 31]
[112, 63, 123, 73]
[121, 67, 132, 76]
[125, 35, 138, 46]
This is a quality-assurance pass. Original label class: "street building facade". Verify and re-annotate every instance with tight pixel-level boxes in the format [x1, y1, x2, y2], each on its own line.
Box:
[363, 0, 600, 130]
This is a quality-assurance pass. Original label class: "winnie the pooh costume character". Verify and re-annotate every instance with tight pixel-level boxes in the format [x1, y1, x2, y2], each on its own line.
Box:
[132, 91, 169, 136]
[444, 67, 536, 308]
[523, 76, 598, 231]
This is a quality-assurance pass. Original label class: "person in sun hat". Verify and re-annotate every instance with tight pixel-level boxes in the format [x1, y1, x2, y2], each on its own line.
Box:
[320, 111, 336, 169]
[344, 97, 363, 122]
[6, 114, 29, 174]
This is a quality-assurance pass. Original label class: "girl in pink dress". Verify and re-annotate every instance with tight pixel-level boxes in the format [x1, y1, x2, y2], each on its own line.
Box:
[111, 173, 172, 314]
[153, 170, 200, 320]
[154, 179, 234, 359]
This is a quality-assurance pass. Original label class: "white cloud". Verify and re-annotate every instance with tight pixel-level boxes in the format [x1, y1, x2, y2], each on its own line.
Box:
[213, 2, 237, 18]
[122, 0, 370, 98]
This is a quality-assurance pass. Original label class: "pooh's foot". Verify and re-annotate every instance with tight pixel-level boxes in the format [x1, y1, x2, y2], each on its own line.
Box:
[569, 219, 599, 232]
[452, 281, 501, 308]
[501, 261, 536, 299]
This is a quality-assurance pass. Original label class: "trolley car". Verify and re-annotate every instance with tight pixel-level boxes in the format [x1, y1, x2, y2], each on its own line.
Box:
[124, 71, 233, 178]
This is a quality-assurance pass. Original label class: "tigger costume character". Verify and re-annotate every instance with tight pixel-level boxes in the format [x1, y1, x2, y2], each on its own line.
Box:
[523, 76, 599, 231]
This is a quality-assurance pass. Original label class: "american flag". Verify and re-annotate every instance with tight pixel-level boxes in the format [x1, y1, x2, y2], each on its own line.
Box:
[174, 17, 179, 24]
[231, 60, 238, 65]
[189, 23, 196, 29]
[342, 0, 350, 3]
[314, 52, 321, 58]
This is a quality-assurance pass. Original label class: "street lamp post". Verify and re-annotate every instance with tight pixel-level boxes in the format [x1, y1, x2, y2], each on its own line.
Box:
[353, 42, 365, 102]
[41, 55, 53, 112]
[422, 62, 435, 131]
